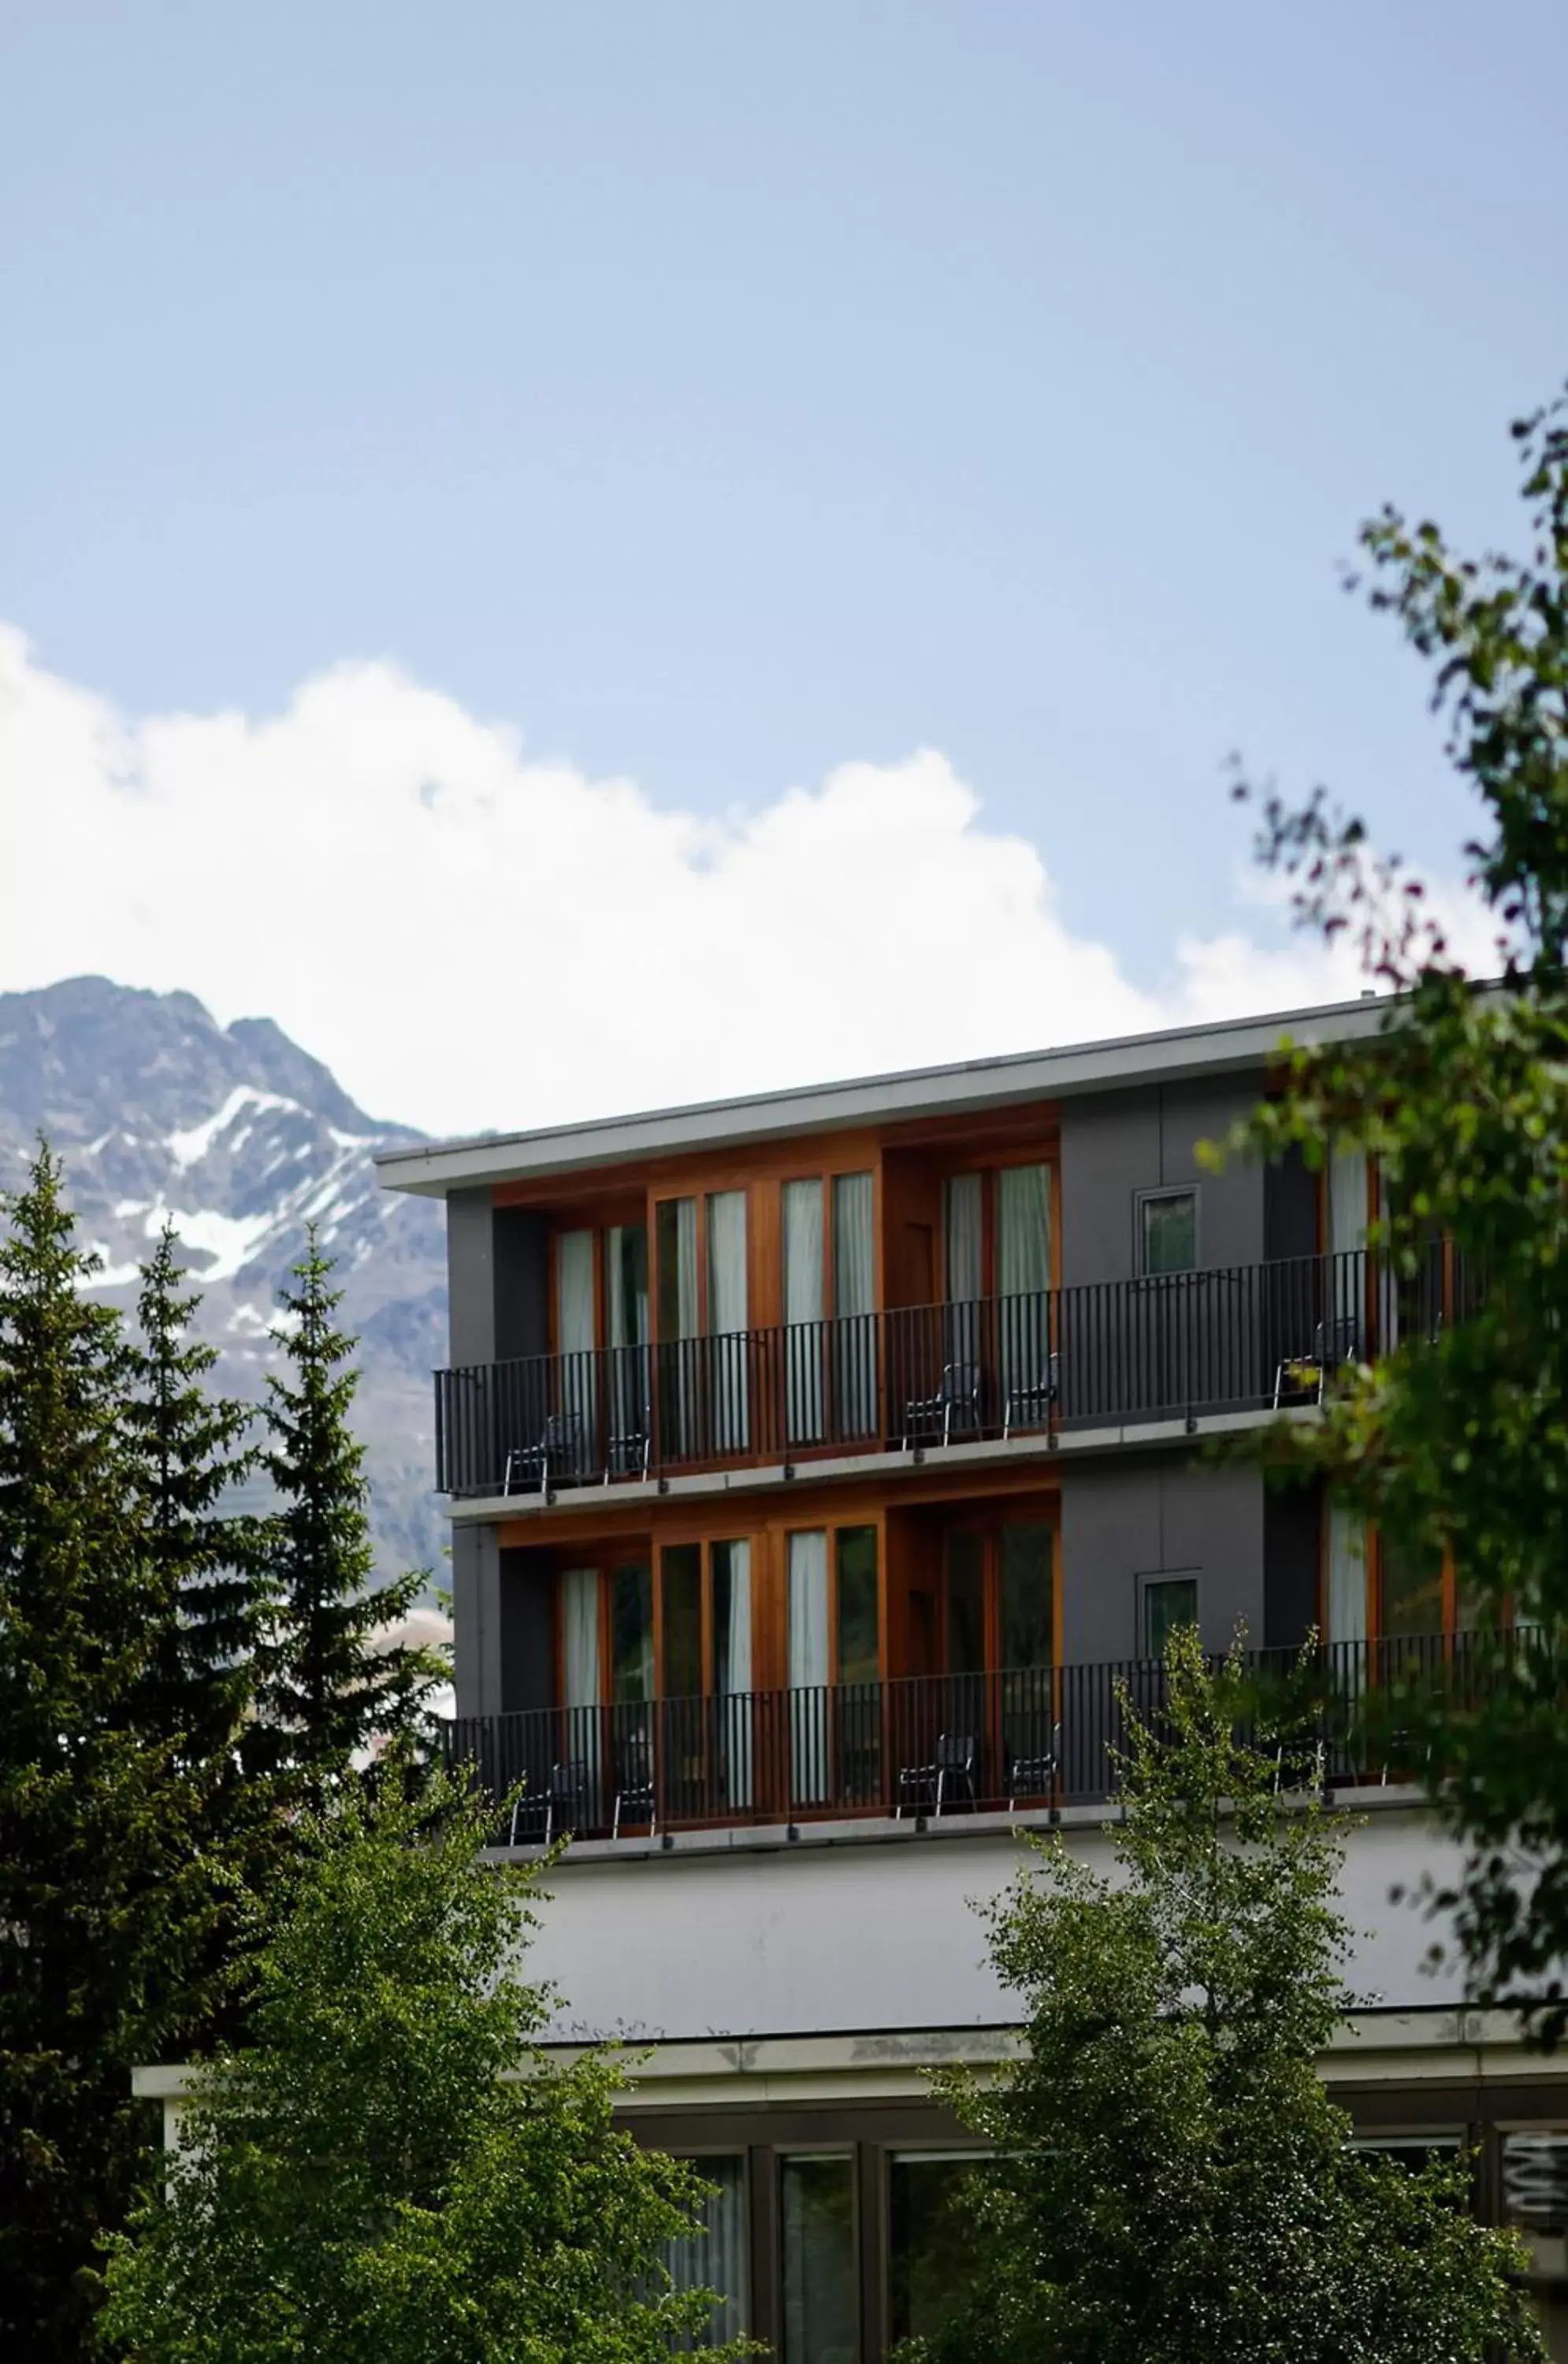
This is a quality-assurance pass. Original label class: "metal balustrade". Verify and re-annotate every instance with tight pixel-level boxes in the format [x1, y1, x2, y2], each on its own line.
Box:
[443, 1631, 1503, 1842]
[434, 1247, 1461, 1498]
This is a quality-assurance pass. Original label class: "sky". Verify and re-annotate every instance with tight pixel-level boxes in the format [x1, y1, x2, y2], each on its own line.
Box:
[2, 2, 1563, 1139]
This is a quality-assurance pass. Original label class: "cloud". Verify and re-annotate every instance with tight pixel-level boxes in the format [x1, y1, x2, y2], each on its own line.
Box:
[0, 624, 1484, 1139]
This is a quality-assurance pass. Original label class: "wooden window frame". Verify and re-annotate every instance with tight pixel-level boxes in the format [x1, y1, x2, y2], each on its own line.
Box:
[782, 1516, 886, 1688]
[551, 1541, 658, 1708]
[934, 1509, 1062, 1677]
[657, 1531, 761, 1701]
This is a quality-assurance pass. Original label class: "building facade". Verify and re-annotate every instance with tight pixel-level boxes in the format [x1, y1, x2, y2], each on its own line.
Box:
[376, 998, 1568, 2359]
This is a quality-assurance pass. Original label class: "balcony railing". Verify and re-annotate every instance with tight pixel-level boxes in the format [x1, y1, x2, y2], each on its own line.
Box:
[444, 1632, 1493, 1842]
[435, 1247, 1458, 1498]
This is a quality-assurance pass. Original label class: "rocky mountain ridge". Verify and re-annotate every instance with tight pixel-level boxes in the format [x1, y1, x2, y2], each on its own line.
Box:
[0, 976, 448, 1582]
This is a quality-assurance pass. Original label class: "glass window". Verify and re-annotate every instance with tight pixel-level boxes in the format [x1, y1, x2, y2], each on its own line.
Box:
[946, 1530, 986, 1675]
[656, 1198, 699, 1340]
[997, 1164, 1050, 1299]
[835, 1526, 879, 1686]
[1143, 1574, 1198, 1659]
[1139, 1189, 1197, 1277]
[832, 1172, 875, 1317]
[606, 1222, 648, 1350]
[664, 2154, 747, 2350]
[1380, 1536, 1445, 1640]
[611, 1563, 653, 1703]
[1000, 1522, 1054, 1670]
[945, 1173, 983, 1303]
[662, 1544, 703, 1701]
[712, 1539, 752, 1697]
[1350, 2135, 1463, 2174]
[781, 2154, 856, 2364]
[888, 2152, 987, 2344]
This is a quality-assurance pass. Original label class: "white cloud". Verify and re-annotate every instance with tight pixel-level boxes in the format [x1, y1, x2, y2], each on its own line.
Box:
[0, 624, 1489, 1139]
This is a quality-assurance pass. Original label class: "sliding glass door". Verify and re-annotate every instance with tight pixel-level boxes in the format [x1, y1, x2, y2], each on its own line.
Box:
[662, 1537, 755, 1812]
[656, 1192, 750, 1457]
[782, 1171, 875, 1448]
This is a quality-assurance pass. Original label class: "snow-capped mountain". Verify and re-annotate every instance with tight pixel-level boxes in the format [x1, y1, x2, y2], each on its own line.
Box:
[0, 976, 448, 1583]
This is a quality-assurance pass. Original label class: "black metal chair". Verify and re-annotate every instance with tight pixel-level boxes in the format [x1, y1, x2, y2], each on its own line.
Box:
[1272, 1315, 1362, 1409]
[503, 1410, 587, 1495]
[895, 1730, 977, 1819]
[901, 1361, 983, 1451]
[1003, 1350, 1060, 1440]
[1007, 1721, 1061, 1811]
[510, 1757, 593, 1847]
[612, 1729, 657, 1838]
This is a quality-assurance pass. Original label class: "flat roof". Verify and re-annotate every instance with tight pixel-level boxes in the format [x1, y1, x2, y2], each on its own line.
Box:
[375, 991, 1390, 1198]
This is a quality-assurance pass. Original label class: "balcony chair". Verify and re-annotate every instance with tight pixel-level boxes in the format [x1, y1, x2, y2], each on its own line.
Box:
[510, 1758, 593, 1848]
[1271, 1314, 1362, 1410]
[1007, 1722, 1062, 1811]
[1003, 1349, 1060, 1440]
[605, 1403, 652, 1483]
[901, 1361, 983, 1451]
[895, 1730, 977, 1819]
[503, 1410, 587, 1496]
[611, 1729, 658, 1839]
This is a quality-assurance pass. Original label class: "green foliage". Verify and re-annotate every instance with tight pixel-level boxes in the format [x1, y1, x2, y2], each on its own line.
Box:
[0, 1150, 230, 2362]
[252, 1227, 440, 1797]
[903, 1630, 1540, 2364]
[99, 1767, 755, 2364]
[1230, 385, 1568, 2031]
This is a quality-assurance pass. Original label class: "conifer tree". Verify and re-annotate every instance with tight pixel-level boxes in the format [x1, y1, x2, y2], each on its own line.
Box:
[252, 1228, 439, 1797]
[124, 1221, 269, 1765]
[0, 1148, 225, 2363]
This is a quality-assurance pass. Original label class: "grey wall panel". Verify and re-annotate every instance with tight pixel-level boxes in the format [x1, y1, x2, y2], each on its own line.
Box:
[1059, 1078, 1265, 1288]
[1157, 1079, 1264, 1270]
[1264, 1142, 1317, 1264]
[1263, 1478, 1323, 1649]
[1061, 1461, 1161, 1660]
[1061, 1455, 1266, 1661]
[447, 1188, 496, 1367]
[500, 1546, 555, 1713]
[1059, 1093, 1161, 1288]
[493, 1207, 549, 1362]
[451, 1520, 503, 1719]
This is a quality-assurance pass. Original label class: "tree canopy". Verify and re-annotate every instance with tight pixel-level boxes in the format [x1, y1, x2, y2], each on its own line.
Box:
[99, 1767, 754, 2364]
[1230, 385, 1568, 2031]
[904, 1630, 1541, 2364]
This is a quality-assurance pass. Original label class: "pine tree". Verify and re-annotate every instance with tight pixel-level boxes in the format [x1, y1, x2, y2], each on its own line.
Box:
[0, 1148, 227, 2362]
[124, 1221, 269, 1766]
[253, 1227, 439, 1798]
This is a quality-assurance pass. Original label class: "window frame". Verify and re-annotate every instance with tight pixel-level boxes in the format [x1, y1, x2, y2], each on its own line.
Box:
[1133, 1184, 1200, 1280]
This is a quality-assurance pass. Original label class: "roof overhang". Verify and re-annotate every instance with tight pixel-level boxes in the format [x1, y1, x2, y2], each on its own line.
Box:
[375, 992, 1393, 1199]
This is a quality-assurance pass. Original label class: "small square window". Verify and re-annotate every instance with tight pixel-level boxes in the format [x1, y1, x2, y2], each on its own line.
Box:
[1139, 1188, 1197, 1277]
[1143, 1574, 1198, 1659]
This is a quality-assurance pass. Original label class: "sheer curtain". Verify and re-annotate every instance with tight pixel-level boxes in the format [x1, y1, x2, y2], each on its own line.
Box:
[783, 1179, 825, 1444]
[1328, 1146, 1369, 1350]
[555, 1231, 597, 1464]
[1327, 1502, 1367, 1645]
[663, 2156, 747, 2350]
[562, 1568, 601, 1778]
[944, 1173, 983, 1367]
[708, 1190, 749, 1449]
[833, 1172, 875, 1440]
[788, 1530, 830, 1804]
[658, 1199, 700, 1455]
[998, 1165, 1050, 1411]
[715, 1539, 753, 1808]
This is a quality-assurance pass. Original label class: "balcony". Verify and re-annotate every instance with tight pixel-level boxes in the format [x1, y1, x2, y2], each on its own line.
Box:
[434, 1247, 1448, 1499]
[443, 1632, 1492, 1842]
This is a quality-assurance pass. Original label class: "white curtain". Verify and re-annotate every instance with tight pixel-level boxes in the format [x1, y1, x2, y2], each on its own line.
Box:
[662, 1199, 700, 1456]
[563, 1569, 601, 1704]
[1327, 1146, 1369, 1349]
[708, 1190, 749, 1449]
[663, 2155, 747, 2349]
[1326, 1502, 1368, 1646]
[833, 1172, 875, 1440]
[788, 1530, 830, 1804]
[715, 1539, 753, 1808]
[998, 1165, 1050, 1411]
[672, 1199, 699, 1335]
[783, 1178, 825, 1444]
[555, 1230, 597, 1461]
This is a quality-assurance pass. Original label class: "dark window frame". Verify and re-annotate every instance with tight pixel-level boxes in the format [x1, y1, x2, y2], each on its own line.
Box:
[1133, 1184, 1200, 1279]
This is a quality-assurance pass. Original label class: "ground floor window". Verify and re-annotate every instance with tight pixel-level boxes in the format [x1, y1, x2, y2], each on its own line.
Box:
[886, 2150, 987, 2344]
[780, 2153, 858, 2364]
[664, 2154, 748, 2350]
